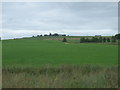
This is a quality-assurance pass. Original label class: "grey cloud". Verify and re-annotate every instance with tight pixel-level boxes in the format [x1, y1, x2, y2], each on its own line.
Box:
[2, 2, 118, 39]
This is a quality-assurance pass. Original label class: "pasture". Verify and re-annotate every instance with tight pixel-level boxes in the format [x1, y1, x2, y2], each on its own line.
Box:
[2, 36, 118, 88]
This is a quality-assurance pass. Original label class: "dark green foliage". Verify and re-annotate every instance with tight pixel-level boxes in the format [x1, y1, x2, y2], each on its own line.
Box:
[85, 38, 89, 42]
[80, 37, 103, 43]
[103, 37, 106, 42]
[79, 36, 117, 43]
[62, 34, 66, 36]
[91, 37, 96, 42]
[62, 38, 67, 42]
[94, 37, 99, 42]
[107, 38, 110, 42]
[40, 35, 42, 36]
[80, 37, 85, 43]
[91, 37, 99, 42]
[37, 35, 40, 37]
[52, 33, 59, 36]
[115, 33, 120, 39]
[43, 33, 67, 37]
[98, 37, 103, 42]
[44, 34, 49, 36]
[49, 33, 52, 36]
[111, 36, 116, 42]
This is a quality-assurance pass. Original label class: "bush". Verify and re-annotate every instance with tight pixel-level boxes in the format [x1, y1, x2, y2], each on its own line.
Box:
[107, 38, 110, 42]
[115, 33, 120, 39]
[80, 37, 85, 43]
[62, 38, 67, 42]
[103, 37, 106, 42]
[111, 36, 116, 43]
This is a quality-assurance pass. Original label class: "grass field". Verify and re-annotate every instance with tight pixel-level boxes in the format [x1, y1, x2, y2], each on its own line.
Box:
[2, 36, 118, 88]
[0, 41, 2, 89]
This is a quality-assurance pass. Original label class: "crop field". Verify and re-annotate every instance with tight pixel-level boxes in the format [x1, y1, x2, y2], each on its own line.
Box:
[2, 36, 118, 88]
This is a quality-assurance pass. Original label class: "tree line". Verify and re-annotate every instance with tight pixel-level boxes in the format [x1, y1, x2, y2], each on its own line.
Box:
[80, 36, 117, 43]
[62, 33, 120, 43]
[33, 33, 67, 37]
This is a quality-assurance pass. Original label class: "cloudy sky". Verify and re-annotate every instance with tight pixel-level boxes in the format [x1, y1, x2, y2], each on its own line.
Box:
[2, 2, 118, 39]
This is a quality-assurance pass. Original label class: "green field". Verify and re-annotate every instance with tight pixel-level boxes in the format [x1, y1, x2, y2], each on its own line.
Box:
[2, 37, 118, 67]
[2, 36, 118, 88]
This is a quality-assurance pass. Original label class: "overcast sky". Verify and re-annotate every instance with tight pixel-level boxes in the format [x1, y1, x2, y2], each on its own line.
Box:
[2, 2, 118, 39]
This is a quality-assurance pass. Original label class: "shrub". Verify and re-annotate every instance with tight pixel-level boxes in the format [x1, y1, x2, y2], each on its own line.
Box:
[62, 38, 67, 42]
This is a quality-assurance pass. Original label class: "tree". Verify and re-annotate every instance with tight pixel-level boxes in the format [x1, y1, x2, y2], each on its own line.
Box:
[62, 38, 67, 42]
[44, 34, 48, 36]
[91, 37, 96, 42]
[94, 37, 99, 42]
[85, 38, 90, 42]
[49, 33, 52, 36]
[40, 34, 42, 36]
[115, 33, 120, 39]
[103, 37, 106, 42]
[98, 37, 103, 42]
[62, 34, 66, 36]
[52, 33, 59, 36]
[80, 37, 85, 43]
[111, 36, 116, 42]
[37, 35, 40, 37]
[107, 38, 110, 42]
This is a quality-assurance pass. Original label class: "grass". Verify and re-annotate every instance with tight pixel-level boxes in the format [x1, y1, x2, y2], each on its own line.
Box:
[2, 38, 118, 67]
[2, 65, 118, 88]
[2, 36, 118, 88]
[0, 41, 2, 89]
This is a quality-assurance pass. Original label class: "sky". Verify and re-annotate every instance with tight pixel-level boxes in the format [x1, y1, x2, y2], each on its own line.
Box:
[1, 2, 118, 39]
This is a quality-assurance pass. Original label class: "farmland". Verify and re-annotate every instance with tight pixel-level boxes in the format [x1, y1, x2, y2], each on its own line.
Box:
[2, 36, 118, 88]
